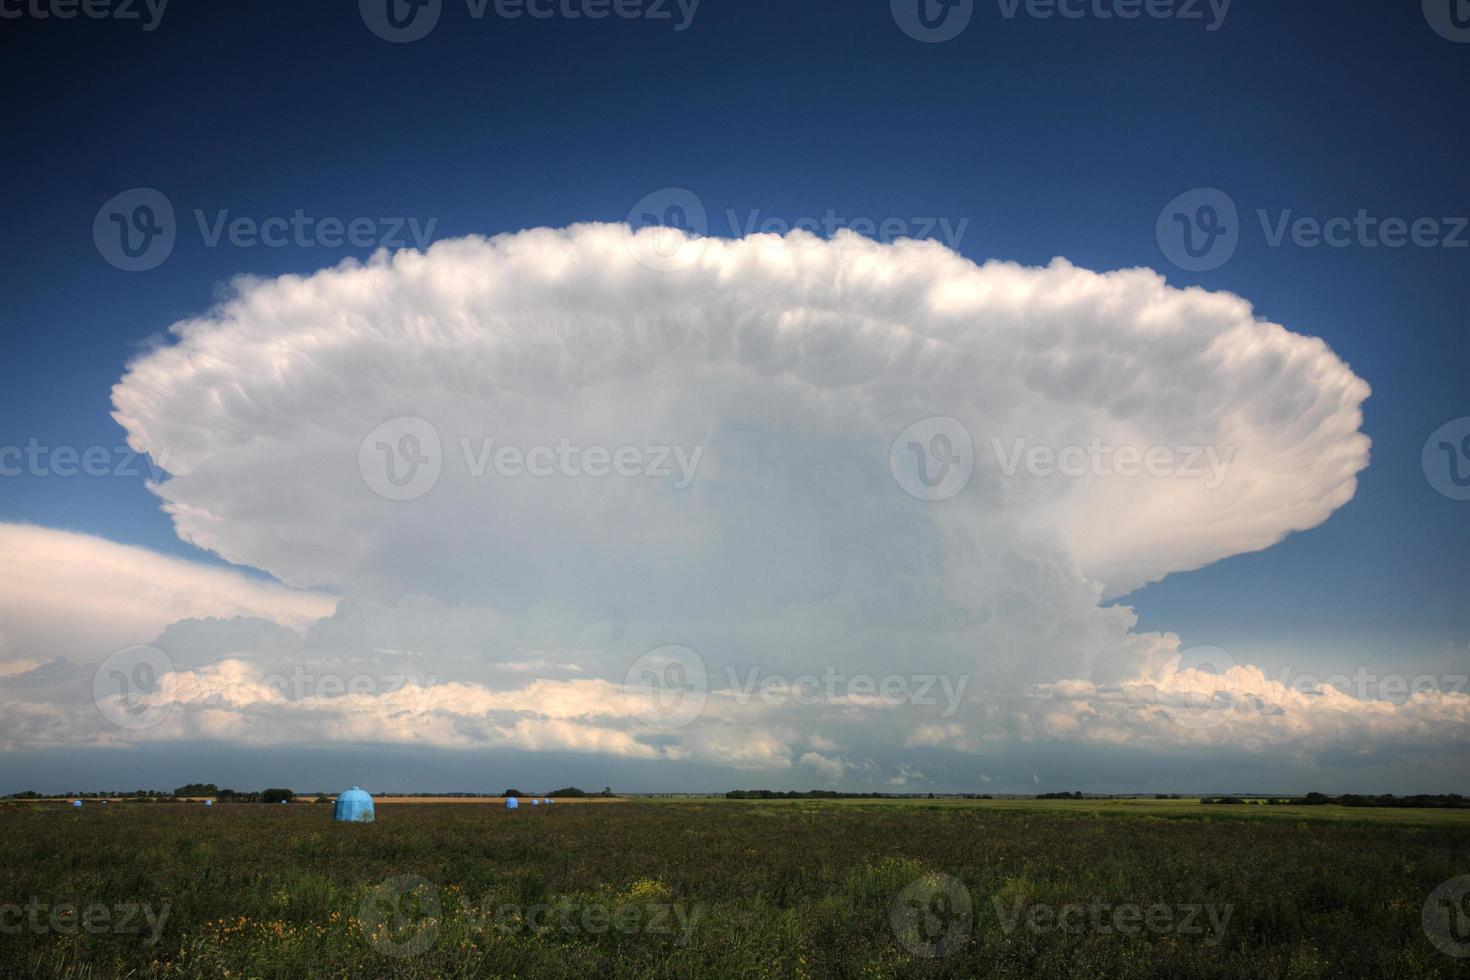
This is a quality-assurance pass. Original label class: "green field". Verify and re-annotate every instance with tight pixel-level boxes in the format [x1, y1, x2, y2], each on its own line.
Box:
[3, 798, 1470, 978]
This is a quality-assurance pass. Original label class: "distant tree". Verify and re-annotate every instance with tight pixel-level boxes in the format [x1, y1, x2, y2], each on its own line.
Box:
[261, 788, 294, 804]
[503, 789, 522, 798]
[547, 787, 587, 798]
[174, 783, 218, 797]
[600, 787, 614, 797]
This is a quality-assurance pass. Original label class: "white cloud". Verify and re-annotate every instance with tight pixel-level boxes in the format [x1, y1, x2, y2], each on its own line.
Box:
[800, 750, 846, 781]
[2, 225, 1426, 787]
[0, 524, 335, 669]
[1018, 663, 1470, 756]
[112, 224, 1368, 605]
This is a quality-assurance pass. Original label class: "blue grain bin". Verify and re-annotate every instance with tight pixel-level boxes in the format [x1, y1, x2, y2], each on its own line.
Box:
[204, 799, 214, 807]
[71, 799, 83, 808]
[531, 798, 541, 806]
[505, 796, 519, 810]
[545, 798, 554, 805]
[333, 787, 375, 823]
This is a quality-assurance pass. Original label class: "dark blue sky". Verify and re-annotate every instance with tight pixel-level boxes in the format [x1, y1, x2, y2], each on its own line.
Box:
[2, 0, 1466, 684]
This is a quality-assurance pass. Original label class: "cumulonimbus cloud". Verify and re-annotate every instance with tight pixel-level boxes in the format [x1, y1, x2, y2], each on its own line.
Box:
[111, 223, 1370, 605]
[0, 224, 1408, 781]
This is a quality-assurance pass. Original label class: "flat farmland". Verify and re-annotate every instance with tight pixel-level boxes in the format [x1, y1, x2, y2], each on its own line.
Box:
[2, 799, 1469, 978]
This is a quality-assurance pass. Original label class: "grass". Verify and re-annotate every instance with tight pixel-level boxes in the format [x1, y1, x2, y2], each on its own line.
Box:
[685, 795, 1470, 826]
[2, 798, 1469, 978]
